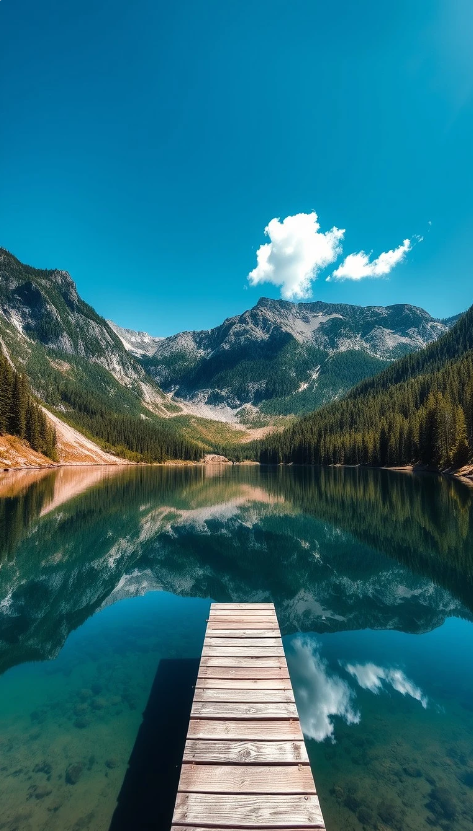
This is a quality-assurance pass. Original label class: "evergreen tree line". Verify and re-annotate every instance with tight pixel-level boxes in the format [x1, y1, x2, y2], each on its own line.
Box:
[56, 382, 202, 462]
[257, 306, 473, 470]
[0, 353, 57, 459]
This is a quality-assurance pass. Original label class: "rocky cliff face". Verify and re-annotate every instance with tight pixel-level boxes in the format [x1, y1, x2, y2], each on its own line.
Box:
[107, 320, 163, 358]
[0, 248, 175, 419]
[0, 249, 145, 384]
[140, 298, 456, 417]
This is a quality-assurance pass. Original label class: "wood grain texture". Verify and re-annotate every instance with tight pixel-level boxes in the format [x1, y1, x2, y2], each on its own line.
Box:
[198, 666, 290, 679]
[193, 688, 295, 704]
[195, 677, 293, 690]
[173, 793, 324, 826]
[200, 656, 287, 668]
[202, 646, 285, 657]
[204, 629, 281, 637]
[209, 611, 278, 618]
[171, 827, 319, 831]
[204, 637, 283, 648]
[178, 764, 315, 793]
[207, 617, 276, 637]
[211, 603, 274, 609]
[191, 701, 298, 719]
[183, 739, 308, 764]
[187, 719, 304, 740]
[171, 603, 325, 831]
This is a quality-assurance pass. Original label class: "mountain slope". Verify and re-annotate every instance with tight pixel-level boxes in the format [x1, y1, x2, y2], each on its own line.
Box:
[0, 249, 203, 461]
[107, 319, 163, 358]
[258, 305, 473, 470]
[141, 297, 454, 418]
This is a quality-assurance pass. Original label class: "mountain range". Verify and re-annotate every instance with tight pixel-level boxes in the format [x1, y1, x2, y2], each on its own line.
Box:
[0, 247, 464, 462]
[134, 297, 456, 420]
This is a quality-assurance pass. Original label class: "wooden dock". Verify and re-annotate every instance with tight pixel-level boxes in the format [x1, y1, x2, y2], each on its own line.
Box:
[171, 602, 326, 830]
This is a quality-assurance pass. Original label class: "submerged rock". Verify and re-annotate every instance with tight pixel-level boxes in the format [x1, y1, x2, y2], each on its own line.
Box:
[65, 762, 83, 785]
[91, 697, 107, 710]
[33, 760, 52, 777]
[73, 716, 91, 729]
[78, 688, 93, 701]
[428, 786, 457, 820]
[105, 757, 119, 769]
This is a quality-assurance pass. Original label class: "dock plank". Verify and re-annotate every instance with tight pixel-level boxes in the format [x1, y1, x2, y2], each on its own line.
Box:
[204, 637, 282, 648]
[198, 666, 290, 679]
[200, 656, 287, 668]
[173, 793, 325, 827]
[204, 629, 280, 637]
[187, 719, 303, 741]
[210, 604, 275, 610]
[183, 739, 308, 764]
[171, 602, 325, 830]
[178, 764, 315, 793]
[195, 677, 292, 690]
[202, 646, 285, 657]
[191, 701, 298, 719]
[193, 688, 295, 703]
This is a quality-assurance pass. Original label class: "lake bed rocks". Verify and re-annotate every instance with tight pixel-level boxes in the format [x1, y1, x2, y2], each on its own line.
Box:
[65, 763, 83, 786]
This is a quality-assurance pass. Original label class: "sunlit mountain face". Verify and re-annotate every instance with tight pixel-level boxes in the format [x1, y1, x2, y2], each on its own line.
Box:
[1, 465, 473, 831]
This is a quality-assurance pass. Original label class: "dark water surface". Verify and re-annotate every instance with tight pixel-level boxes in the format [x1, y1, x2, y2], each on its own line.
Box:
[1, 464, 473, 831]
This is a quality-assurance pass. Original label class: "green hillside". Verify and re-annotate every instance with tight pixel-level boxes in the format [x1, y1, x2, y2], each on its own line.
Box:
[257, 306, 473, 470]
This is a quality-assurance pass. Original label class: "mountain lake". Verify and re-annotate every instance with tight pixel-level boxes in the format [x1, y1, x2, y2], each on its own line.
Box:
[0, 464, 473, 831]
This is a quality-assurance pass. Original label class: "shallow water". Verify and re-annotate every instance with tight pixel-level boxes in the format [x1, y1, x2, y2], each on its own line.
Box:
[1, 464, 473, 830]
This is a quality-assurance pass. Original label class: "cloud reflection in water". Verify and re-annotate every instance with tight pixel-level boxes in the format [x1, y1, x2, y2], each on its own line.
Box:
[286, 635, 360, 741]
[344, 662, 428, 708]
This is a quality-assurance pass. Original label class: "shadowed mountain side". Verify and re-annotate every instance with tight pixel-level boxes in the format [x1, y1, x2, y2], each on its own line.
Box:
[0, 466, 472, 675]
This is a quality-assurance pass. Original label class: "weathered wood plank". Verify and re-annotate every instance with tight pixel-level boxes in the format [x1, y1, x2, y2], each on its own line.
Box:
[193, 688, 295, 704]
[202, 646, 285, 657]
[205, 629, 280, 637]
[173, 793, 324, 827]
[200, 656, 287, 668]
[191, 701, 298, 719]
[207, 622, 277, 631]
[211, 603, 274, 610]
[209, 610, 278, 617]
[171, 603, 325, 831]
[183, 739, 308, 764]
[198, 666, 290, 679]
[171, 827, 318, 831]
[209, 610, 276, 616]
[187, 719, 303, 741]
[195, 677, 293, 690]
[207, 625, 281, 633]
[178, 763, 315, 793]
[204, 637, 283, 648]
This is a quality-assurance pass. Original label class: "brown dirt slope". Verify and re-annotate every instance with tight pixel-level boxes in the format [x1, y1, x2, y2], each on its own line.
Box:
[0, 409, 131, 470]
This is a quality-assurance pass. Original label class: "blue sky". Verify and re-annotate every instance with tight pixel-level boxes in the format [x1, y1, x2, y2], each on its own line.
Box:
[1, 0, 472, 335]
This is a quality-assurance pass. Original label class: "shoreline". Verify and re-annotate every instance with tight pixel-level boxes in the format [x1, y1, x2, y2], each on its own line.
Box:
[1, 458, 472, 488]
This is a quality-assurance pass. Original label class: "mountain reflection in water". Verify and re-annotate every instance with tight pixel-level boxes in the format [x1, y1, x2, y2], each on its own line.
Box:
[1, 465, 473, 831]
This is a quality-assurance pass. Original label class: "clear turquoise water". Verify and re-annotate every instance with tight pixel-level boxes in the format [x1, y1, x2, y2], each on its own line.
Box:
[0, 465, 473, 830]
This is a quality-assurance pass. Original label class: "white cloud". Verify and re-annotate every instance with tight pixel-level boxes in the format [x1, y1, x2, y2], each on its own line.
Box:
[345, 662, 428, 708]
[286, 635, 359, 741]
[328, 238, 411, 282]
[248, 212, 344, 300]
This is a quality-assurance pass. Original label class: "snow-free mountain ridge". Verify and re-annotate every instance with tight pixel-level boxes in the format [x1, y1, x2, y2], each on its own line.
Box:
[135, 297, 457, 418]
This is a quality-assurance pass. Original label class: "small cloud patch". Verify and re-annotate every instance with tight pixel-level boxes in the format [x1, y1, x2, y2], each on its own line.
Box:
[328, 239, 412, 281]
[344, 662, 428, 708]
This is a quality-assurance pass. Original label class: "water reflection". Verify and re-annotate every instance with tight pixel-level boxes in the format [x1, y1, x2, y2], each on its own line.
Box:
[285, 636, 359, 741]
[0, 465, 473, 831]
